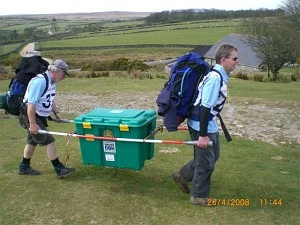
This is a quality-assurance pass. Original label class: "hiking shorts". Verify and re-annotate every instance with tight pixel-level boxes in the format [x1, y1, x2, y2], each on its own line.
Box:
[19, 111, 55, 147]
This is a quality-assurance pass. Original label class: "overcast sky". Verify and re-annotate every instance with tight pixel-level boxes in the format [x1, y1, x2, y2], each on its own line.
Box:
[1, 0, 283, 16]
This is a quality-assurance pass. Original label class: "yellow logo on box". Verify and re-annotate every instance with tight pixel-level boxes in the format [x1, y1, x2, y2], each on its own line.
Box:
[82, 122, 92, 129]
[104, 130, 114, 137]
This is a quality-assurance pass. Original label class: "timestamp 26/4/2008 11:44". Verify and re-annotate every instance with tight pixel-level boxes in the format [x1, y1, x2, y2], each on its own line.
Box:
[207, 198, 283, 206]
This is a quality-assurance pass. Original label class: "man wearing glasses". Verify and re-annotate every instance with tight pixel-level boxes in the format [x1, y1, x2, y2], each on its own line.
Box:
[18, 59, 75, 179]
[173, 44, 238, 206]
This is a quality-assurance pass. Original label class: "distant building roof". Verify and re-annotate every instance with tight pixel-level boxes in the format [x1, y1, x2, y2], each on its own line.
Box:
[204, 33, 262, 67]
[190, 45, 213, 57]
[165, 45, 212, 68]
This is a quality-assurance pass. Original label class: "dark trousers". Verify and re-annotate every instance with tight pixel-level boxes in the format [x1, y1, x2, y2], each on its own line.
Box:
[179, 127, 220, 198]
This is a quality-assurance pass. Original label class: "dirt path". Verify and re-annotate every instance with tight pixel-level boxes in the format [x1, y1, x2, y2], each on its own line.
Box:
[56, 92, 300, 146]
[20, 42, 53, 64]
[20, 42, 35, 57]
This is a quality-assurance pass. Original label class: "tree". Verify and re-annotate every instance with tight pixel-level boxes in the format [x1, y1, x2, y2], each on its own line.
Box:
[239, 0, 300, 80]
[23, 27, 37, 39]
[51, 17, 60, 32]
[281, 0, 300, 63]
[281, 0, 300, 29]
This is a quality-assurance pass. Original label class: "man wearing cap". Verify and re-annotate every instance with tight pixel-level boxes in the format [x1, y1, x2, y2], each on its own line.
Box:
[18, 59, 75, 179]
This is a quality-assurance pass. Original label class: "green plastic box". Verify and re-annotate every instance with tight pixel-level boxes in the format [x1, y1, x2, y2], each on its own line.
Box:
[74, 108, 157, 171]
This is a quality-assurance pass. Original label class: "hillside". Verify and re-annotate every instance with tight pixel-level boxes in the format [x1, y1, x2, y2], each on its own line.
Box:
[2, 11, 152, 20]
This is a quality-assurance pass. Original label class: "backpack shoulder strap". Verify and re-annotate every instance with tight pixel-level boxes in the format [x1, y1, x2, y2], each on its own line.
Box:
[41, 73, 49, 97]
[211, 68, 223, 89]
[217, 113, 232, 142]
[210, 68, 232, 142]
[8, 77, 15, 89]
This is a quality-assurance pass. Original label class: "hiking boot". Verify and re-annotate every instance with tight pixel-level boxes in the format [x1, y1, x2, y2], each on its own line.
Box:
[55, 164, 75, 179]
[189, 196, 216, 207]
[172, 171, 190, 194]
[19, 163, 40, 176]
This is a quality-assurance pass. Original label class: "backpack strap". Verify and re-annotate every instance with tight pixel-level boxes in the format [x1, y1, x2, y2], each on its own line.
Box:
[216, 114, 232, 142]
[22, 73, 49, 106]
[211, 68, 223, 89]
[8, 77, 15, 89]
[211, 68, 232, 142]
[41, 73, 49, 97]
[178, 68, 191, 97]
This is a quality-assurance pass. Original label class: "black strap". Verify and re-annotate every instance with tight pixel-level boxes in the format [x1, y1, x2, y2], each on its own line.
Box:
[211, 69, 231, 142]
[217, 114, 232, 142]
[41, 73, 49, 96]
[211, 68, 223, 89]
[21, 73, 49, 107]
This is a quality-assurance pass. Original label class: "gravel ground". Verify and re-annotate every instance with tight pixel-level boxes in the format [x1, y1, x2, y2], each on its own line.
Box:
[55, 92, 300, 146]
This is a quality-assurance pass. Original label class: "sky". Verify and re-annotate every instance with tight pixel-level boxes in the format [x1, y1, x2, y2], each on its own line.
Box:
[0, 0, 283, 16]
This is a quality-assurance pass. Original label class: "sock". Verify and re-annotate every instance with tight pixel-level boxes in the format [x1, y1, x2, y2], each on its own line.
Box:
[22, 157, 30, 165]
[51, 158, 61, 167]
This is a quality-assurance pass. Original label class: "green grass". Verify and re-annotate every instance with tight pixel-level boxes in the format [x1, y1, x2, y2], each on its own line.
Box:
[0, 77, 299, 225]
[228, 78, 300, 102]
[40, 26, 236, 48]
[0, 43, 23, 55]
[0, 116, 299, 225]
[0, 18, 238, 61]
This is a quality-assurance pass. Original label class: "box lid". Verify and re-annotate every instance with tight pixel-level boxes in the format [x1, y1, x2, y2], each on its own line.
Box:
[74, 108, 157, 127]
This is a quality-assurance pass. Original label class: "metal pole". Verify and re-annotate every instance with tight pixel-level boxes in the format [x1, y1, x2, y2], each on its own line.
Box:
[38, 130, 212, 146]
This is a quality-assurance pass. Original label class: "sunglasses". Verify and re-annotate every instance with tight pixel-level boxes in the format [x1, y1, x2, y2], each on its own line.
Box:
[229, 57, 238, 61]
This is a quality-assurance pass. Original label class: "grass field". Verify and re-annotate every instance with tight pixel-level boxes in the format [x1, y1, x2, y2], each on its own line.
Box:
[1, 18, 238, 50]
[0, 76, 299, 225]
[1, 18, 238, 64]
[0, 43, 23, 56]
[40, 26, 235, 48]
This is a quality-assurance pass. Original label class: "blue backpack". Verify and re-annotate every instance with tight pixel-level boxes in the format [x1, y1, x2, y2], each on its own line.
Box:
[156, 52, 211, 131]
[6, 73, 49, 116]
[5, 56, 49, 116]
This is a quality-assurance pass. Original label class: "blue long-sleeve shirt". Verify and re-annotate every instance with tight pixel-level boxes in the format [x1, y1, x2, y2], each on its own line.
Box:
[188, 64, 229, 133]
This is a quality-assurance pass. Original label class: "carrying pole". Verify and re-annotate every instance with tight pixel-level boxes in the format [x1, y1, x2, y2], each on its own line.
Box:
[48, 117, 74, 123]
[38, 130, 212, 146]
